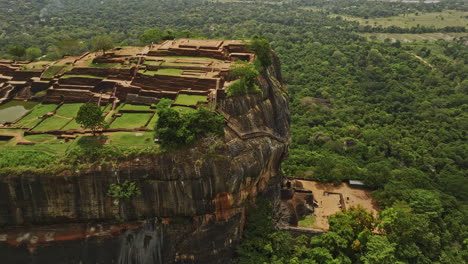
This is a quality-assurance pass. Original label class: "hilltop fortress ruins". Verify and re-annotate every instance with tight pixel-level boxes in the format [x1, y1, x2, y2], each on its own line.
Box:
[0, 39, 254, 109]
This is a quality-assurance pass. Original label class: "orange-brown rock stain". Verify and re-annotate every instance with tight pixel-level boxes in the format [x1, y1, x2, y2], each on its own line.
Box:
[214, 192, 234, 221]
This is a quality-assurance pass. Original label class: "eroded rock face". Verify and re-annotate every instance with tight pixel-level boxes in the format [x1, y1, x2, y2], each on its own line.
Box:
[0, 54, 289, 264]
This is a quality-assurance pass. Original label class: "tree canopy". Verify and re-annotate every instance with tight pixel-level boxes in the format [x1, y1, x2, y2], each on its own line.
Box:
[76, 103, 106, 135]
[91, 36, 114, 55]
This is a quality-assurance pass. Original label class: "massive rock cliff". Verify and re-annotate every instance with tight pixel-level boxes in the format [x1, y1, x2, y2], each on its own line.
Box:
[0, 54, 289, 264]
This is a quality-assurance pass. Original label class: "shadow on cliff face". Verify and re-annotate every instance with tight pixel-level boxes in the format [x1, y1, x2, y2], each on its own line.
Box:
[118, 220, 164, 264]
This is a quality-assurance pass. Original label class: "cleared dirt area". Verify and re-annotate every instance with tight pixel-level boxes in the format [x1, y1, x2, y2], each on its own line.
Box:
[298, 180, 378, 231]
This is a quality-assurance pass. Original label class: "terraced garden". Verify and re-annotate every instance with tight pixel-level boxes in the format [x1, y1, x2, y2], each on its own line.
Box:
[109, 113, 153, 129]
[174, 94, 207, 105]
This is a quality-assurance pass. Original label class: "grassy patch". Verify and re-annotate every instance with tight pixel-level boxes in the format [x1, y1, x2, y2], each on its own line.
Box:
[88, 62, 119, 68]
[138, 69, 183, 76]
[144, 61, 164, 66]
[147, 113, 159, 130]
[20, 65, 44, 72]
[55, 103, 84, 118]
[108, 132, 154, 146]
[0, 138, 74, 155]
[174, 94, 207, 106]
[172, 106, 197, 114]
[61, 74, 105, 79]
[334, 10, 468, 28]
[361, 32, 467, 42]
[23, 134, 55, 142]
[101, 104, 111, 112]
[18, 104, 58, 121]
[109, 113, 152, 129]
[165, 56, 221, 60]
[0, 150, 56, 169]
[120, 104, 152, 111]
[41, 65, 66, 79]
[298, 215, 316, 227]
[62, 119, 81, 130]
[33, 116, 70, 131]
[155, 68, 183, 76]
[34, 90, 47, 97]
[15, 118, 43, 128]
[138, 70, 158, 76]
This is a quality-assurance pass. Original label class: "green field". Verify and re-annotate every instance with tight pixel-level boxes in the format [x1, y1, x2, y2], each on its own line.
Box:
[156, 68, 184, 75]
[61, 74, 105, 79]
[23, 134, 56, 142]
[33, 116, 70, 131]
[298, 215, 316, 227]
[109, 113, 152, 129]
[174, 94, 208, 106]
[172, 106, 197, 114]
[55, 103, 84, 118]
[139, 69, 183, 76]
[15, 118, 43, 128]
[147, 113, 159, 130]
[108, 132, 154, 146]
[62, 119, 81, 130]
[335, 10, 468, 28]
[15, 104, 58, 127]
[120, 104, 152, 111]
[101, 104, 111, 112]
[41, 65, 66, 79]
[0, 149, 56, 169]
[0, 135, 75, 156]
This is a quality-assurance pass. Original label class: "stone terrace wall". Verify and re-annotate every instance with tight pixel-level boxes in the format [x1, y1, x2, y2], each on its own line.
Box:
[148, 50, 226, 60]
[59, 77, 103, 86]
[0, 65, 17, 76]
[132, 74, 219, 92]
[43, 89, 94, 103]
[12, 71, 42, 81]
[68, 67, 132, 78]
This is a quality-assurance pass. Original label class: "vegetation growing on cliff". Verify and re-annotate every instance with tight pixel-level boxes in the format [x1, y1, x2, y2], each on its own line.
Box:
[155, 100, 224, 149]
[227, 61, 260, 97]
[249, 36, 273, 70]
[107, 180, 141, 200]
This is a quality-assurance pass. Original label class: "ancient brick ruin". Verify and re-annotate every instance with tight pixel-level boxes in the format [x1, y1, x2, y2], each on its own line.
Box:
[0, 39, 254, 110]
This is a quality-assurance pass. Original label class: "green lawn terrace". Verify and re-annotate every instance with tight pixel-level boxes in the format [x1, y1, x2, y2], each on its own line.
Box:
[0, 101, 159, 156]
[0, 94, 207, 141]
[0, 98, 213, 161]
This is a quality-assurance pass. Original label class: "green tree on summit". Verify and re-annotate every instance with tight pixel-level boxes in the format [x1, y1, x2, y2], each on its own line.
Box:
[25, 47, 42, 61]
[249, 36, 272, 69]
[7, 45, 25, 60]
[227, 61, 260, 96]
[76, 103, 106, 135]
[140, 28, 164, 45]
[91, 36, 114, 55]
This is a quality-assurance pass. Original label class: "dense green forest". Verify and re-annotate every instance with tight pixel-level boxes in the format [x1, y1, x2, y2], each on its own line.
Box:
[1, 0, 467, 263]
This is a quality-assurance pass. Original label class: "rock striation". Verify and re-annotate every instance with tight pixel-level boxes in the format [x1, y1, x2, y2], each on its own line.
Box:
[0, 53, 289, 263]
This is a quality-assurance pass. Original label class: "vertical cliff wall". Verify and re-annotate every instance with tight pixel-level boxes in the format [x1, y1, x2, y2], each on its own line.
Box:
[0, 54, 290, 264]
